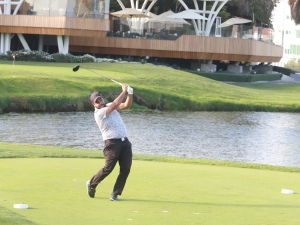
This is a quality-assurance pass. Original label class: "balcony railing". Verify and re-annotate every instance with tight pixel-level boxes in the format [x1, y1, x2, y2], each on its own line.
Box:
[108, 19, 277, 45]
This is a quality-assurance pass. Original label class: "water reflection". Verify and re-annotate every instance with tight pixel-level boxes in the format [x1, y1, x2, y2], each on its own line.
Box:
[0, 111, 299, 167]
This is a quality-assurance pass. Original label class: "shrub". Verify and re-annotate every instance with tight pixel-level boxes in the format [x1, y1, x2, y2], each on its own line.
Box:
[0, 53, 8, 60]
[7, 50, 55, 62]
[249, 74, 283, 82]
[81, 54, 95, 63]
[273, 66, 294, 76]
[51, 53, 74, 63]
[71, 57, 80, 63]
[140, 58, 147, 64]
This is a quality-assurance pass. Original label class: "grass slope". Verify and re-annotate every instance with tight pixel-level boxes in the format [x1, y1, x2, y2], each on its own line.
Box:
[1, 61, 300, 111]
[0, 143, 300, 225]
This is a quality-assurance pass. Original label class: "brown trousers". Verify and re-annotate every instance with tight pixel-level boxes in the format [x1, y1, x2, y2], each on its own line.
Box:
[90, 138, 132, 196]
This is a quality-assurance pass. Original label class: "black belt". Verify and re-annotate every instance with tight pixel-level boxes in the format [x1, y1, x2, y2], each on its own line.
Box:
[107, 137, 128, 142]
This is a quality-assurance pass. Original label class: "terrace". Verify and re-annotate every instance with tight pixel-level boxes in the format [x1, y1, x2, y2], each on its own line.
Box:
[0, 0, 283, 67]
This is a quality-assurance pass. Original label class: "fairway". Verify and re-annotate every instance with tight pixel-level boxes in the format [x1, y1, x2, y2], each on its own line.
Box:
[0, 158, 300, 225]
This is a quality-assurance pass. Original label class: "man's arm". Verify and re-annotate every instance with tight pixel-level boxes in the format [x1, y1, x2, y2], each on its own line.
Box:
[118, 94, 133, 111]
[105, 84, 128, 116]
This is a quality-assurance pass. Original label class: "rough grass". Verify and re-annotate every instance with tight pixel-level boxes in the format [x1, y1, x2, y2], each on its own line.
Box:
[0, 157, 300, 225]
[1, 61, 300, 112]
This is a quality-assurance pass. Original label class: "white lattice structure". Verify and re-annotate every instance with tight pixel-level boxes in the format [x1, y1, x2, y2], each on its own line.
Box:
[116, 0, 157, 34]
[177, 0, 228, 36]
[115, 0, 227, 36]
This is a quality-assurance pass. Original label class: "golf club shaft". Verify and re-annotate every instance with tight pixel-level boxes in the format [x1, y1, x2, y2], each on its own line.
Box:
[84, 68, 122, 86]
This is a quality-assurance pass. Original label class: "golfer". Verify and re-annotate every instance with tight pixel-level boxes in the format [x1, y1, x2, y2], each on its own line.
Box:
[86, 84, 133, 201]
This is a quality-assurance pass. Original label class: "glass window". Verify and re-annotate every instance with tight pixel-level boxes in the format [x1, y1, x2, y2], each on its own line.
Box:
[76, 0, 105, 18]
[289, 45, 300, 55]
[32, 0, 51, 16]
[290, 45, 294, 54]
[17, 0, 106, 18]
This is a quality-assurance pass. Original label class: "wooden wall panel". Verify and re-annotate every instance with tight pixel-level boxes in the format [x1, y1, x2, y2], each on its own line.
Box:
[69, 35, 283, 62]
[0, 26, 107, 37]
[0, 15, 109, 31]
[69, 46, 282, 62]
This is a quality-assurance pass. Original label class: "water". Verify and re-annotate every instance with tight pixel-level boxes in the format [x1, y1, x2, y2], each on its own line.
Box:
[0, 111, 300, 167]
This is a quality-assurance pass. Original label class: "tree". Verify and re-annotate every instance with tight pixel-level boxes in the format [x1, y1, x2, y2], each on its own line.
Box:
[227, 0, 279, 27]
[285, 58, 300, 71]
[109, 0, 123, 12]
[289, 0, 300, 24]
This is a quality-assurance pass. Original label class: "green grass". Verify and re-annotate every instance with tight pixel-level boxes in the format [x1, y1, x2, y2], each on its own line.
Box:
[1, 142, 300, 173]
[1, 61, 300, 112]
[0, 143, 300, 225]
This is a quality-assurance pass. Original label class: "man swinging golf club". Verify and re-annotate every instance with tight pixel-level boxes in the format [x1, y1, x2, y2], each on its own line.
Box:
[86, 84, 133, 201]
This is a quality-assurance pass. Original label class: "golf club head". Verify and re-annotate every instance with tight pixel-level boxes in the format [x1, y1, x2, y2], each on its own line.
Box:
[73, 65, 80, 72]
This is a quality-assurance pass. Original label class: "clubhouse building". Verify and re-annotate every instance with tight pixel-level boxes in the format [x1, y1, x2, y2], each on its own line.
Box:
[0, 0, 283, 71]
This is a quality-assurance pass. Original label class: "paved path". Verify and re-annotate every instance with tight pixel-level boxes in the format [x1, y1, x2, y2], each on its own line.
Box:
[227, 73, 300, 84]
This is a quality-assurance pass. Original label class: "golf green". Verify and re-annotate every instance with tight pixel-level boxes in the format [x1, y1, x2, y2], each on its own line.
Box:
[0, 158, 299, 225]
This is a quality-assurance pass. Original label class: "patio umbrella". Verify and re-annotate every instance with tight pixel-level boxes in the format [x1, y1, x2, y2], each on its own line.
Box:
[218, 17, 252, 28]
[147, 10, 190, 32]
[111, 8, 150, 18]
[167, 10, 208, 20]
[148, 10, 190, 24]
[130, 11, 156, 34]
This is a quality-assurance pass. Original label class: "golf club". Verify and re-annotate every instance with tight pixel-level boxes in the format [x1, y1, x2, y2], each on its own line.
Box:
[72, 65, 123, 86]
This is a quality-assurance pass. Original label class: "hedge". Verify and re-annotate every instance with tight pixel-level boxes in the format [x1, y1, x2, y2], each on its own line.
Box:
[273, 66, 294, 76]
[188, 72, 283, 82]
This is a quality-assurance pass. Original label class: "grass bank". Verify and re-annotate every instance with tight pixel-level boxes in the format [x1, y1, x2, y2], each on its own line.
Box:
[1, 61, 300, 112]
[1, 142, 300, 173]
[0, 143, 299, 225]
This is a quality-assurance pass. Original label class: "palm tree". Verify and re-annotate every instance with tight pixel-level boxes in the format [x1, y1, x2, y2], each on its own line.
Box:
[289, 0, 300, 24]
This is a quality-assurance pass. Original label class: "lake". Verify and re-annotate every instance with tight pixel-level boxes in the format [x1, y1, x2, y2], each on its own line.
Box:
[0, 111, 299, 167]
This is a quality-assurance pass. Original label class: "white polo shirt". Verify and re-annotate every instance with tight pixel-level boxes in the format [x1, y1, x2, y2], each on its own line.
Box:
[94, 104, 127, 141]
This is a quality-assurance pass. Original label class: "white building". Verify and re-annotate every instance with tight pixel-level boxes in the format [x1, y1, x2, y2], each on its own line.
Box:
[273, 0, 300, 66]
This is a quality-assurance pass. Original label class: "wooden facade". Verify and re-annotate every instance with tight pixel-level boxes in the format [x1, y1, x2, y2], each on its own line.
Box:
[69, 35, 283, 62]
[0, 15, 109, 37]
[0, 15, 283, 62]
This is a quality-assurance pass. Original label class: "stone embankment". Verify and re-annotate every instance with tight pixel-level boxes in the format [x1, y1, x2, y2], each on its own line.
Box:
[0, 94, 159, 113]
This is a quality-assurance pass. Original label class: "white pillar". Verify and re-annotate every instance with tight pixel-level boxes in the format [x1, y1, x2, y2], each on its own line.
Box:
[17, 34, 31, 50]
[57, 35, 64, 53]
[57, 35, 69, 54]
[63, 36, 69, 54]
[38, 35, 44, 51]
[4, 34, 11, 53]
[0, 33, 4, 53]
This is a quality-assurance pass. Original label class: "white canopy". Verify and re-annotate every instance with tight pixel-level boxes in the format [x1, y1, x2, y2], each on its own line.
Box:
[168, 10, 208, 20]
[111, 8, 150, 18]
[148, 10, 190, 24]
[218, 17, 252, 28]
